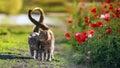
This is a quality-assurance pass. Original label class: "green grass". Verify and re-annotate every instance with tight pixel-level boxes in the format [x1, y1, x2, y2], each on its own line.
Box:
[0, 25, 68, 68]
[0, 59, 66, 68]
[0, 25, 32, 55]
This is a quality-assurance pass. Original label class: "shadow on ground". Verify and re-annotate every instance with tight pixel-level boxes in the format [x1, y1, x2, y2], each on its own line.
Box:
[0, 54, 32, 60]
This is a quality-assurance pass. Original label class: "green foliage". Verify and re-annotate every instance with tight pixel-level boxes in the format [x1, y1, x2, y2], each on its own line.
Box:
[66, 1, 120, 68]
[22, 0, 66, 13]
[87, 33, 120, 68]
[0, 0, 23, 14]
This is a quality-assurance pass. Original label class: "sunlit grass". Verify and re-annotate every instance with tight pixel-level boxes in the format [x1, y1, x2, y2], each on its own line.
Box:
[0, 25, 32, 55]
[0, 25, 68, 68]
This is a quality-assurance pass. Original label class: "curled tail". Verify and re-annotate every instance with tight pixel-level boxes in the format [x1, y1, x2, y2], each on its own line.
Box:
[28, 8, 49, 30]
[33, 7, 44, 23]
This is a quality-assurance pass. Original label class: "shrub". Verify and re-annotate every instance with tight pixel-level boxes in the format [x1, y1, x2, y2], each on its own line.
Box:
[65, 0, 120, 68]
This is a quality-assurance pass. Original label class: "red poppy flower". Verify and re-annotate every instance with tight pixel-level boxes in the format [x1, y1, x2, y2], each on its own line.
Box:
[74, 32, 81, 43]
[76, 36, 87, 43]
[91, 23, 98, 28]
[114, 1, 120, 6]
[82, 35, 88, 41]
[66, 7, 71, 12]
[96, 21, 104, 27]
[67, 19, 72, 24]
[84, 16, 89, 25]
[75, 32, 87, 43]
[76, 37, 82, 43]
[75, 32, 81, 39]
[106, 27, 112, 34]
[115, 11, 120, 18]
[100, 9, 105, 13]
[104, 13, 110, 21]
[84, 16, 89, 19]
[81, 32, 87, 36]
[65, 32, 71, 40]
[79, 7, 83, 11]
[118, 30, 120, 33]
[106, 0, 111, 3]
[81, 32, 88, 40]
[105, 11, 109, 13]
[104, 5, 107, 8]
[118, 8, 120, 12]
[81, 37, 86, 42]
[109, 5, 114, 11]
[89, 30, 95, 35]
[104, 17, 110, 21]
[93, 13, 99, 18]
[109, 6, 113, 10]
[90, 8, 96, 13]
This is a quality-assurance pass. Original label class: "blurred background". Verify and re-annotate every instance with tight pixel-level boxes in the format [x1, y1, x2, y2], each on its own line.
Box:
[0, 0, 116, 25]
[0, 0, 68, 25]
[0, 0, 118, 68]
